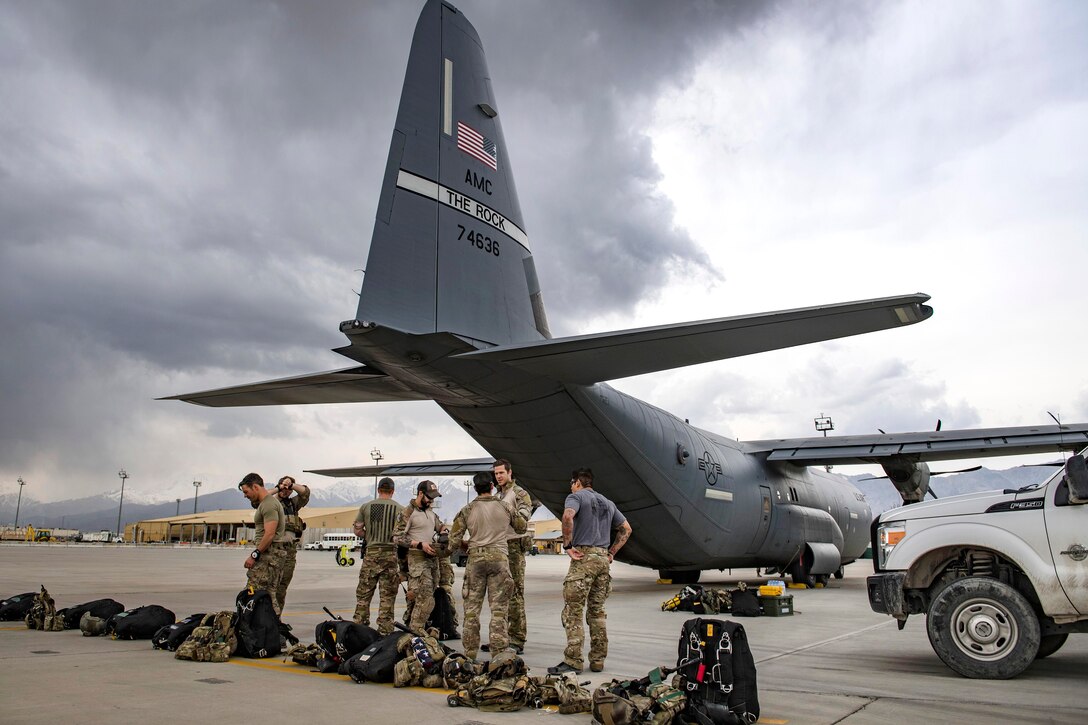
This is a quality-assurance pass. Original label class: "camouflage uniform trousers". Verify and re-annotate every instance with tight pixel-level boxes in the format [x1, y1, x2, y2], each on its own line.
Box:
[461, 546, 513, 659]
[353, 547, 400, 634]
[274, 541, 299, 614]
[561, 547, 612, 669]
[405, 550, 440, 633]
[438, 553, 460, 628]
[247, 543, 288, 616]
[507, 538, 527, 647]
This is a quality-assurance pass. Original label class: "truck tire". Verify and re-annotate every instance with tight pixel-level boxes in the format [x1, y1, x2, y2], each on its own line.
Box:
[926, 576, 1040, 679]
[1035, 633, 1068, 659]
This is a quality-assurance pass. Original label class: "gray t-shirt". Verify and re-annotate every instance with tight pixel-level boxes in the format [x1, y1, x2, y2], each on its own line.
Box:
[565, 488, 625, 548]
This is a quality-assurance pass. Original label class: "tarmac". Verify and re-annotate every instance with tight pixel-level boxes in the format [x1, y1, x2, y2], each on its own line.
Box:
[1, 543, 1084, 724]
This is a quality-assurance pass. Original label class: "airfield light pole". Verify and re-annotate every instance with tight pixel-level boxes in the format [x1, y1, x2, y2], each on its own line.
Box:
[116, 469, 129, 538]
[370, 448, 383, 499]
[14, 477, 26, 529]
[193, 480, 202, 514]
[815, 416, 834, 472]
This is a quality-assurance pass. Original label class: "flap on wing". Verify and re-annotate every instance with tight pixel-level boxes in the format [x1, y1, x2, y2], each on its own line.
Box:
[455, 294, 932, 384]
[744, 424, 1088, 466]
[307, 457, 495, 478]
[160, 365, 429, 407]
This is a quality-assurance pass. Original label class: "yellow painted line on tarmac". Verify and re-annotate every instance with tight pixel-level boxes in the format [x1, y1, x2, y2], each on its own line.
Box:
[229, 658, 346, 678]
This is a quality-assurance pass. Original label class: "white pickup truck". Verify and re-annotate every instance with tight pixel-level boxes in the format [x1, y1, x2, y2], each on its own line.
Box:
[867, 452, 1088, 678]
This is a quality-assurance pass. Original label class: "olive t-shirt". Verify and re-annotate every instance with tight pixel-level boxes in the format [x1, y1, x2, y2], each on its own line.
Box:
[254, 495, 286, 544]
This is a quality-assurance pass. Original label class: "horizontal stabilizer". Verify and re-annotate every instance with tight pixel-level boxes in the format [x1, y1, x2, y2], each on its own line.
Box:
[160, 366, 428, 407]
[745, 423, 1088, 466]
[307, 457, 495, 478]
[456, 294, 932, 384]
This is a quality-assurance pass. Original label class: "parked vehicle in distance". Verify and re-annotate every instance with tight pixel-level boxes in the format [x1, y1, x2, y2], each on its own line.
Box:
[307, 533, 361, 551]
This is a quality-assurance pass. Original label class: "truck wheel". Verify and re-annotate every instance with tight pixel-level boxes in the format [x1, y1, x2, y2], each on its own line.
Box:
[1035, 633, 1068, 659]
[926, 577, 1040, 679]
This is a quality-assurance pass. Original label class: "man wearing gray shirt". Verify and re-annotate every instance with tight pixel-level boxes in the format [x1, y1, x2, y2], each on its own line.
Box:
[549, 467, 632, 675]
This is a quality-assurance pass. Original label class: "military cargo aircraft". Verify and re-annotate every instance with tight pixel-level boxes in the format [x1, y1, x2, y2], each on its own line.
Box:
[166, 0, 1088, 584]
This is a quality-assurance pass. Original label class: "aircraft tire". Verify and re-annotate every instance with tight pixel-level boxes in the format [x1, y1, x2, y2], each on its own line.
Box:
[659, 569, 700, 584]
[1034, 633, 1068, 659]
[788, 560, 815, 588]
[926, 576, 1040, 679]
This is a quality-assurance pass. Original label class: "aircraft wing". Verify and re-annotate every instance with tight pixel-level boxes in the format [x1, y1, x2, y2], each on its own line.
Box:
[457, 294, 931, 384]
[306, 457, 495, 478]
[743, 424, 1088, 466]
[159, 365, 429, 407]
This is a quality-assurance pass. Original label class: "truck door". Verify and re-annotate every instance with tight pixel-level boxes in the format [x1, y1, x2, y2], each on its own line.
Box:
[1045, 479, 1088, 614]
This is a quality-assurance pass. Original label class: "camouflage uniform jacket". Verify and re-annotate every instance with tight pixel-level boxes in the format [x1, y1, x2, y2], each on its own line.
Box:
[450, 494, 526, 554]
[279, 486, 310, 539]
[496, 480, 533, 544]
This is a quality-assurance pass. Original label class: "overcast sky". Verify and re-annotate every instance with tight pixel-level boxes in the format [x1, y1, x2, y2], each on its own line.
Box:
[3, 0, 1087, 504]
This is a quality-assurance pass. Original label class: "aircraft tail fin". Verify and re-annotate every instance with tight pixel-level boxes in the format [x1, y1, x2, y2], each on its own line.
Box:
[356, 0, 549, 346]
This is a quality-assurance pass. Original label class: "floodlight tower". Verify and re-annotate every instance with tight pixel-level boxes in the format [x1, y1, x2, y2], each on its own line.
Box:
[370, 447, 383, 499]
[116, 469, 129, 537]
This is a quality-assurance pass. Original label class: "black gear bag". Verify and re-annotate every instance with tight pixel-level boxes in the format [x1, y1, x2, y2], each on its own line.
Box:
[0, 592, 38, 621]
[60, 599, 126, 630]
[676, 618, 759, 725]
[152, 612, 207, 651]
[235, 587, 281, 658]
[109, 605, 176, 640]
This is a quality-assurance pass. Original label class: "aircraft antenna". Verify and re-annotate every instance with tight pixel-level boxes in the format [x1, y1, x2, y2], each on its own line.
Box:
[1047, 410, 1068, 455]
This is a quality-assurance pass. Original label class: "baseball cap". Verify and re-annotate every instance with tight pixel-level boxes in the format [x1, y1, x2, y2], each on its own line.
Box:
[417, 480, 441, 498]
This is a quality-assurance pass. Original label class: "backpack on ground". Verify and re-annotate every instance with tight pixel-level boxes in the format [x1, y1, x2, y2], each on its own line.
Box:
[447, 652, 537, 712]
[728, 587, 760, 617]
[175, 611, 237, 663]
[25, 586, 64, 631]
[152, 612, 207, 651]
[312, 618, 380, 673]
[346, 631, 406, 684]
[0, 592, 38, 621]
[591, 664, 685, 725]
[235, 587, 281, 658]
[533, 673, 594, 715]
[662, 585, 702, 612]
[60, 599, 125, 630]
[109, 605, 175, 640]
[80, 611, 110, 637]
[676, 618, 759, 725]
[427, 587, 460, 641]
[393, 633, 447, 687]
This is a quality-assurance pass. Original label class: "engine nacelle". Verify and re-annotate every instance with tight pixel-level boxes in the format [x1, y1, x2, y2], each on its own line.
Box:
[880, 457, 931, 505]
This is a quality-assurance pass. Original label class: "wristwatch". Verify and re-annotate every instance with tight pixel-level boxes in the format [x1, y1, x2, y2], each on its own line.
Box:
[250, 549, 261, 560]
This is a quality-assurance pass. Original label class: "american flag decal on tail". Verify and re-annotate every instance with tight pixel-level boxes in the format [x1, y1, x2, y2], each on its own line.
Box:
[457, 121, 498, 170]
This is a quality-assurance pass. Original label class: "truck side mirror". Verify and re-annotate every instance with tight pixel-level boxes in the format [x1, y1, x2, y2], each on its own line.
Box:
[1064, 454, 1088, 505]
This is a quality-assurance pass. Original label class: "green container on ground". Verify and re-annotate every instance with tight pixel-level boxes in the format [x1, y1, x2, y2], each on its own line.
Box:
[758, 594, 794, 617]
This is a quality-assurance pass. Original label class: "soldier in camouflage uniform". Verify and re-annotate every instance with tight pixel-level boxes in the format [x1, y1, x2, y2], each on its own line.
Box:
[238, 473, 288, 616]
[548, 467, 632, 675]
[392, 480, 447, 633]
[352, 477, 402, 634]
[492, 459, 533, 654]
[449, 471, 526, 660]
[273, 475, 310, 613]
